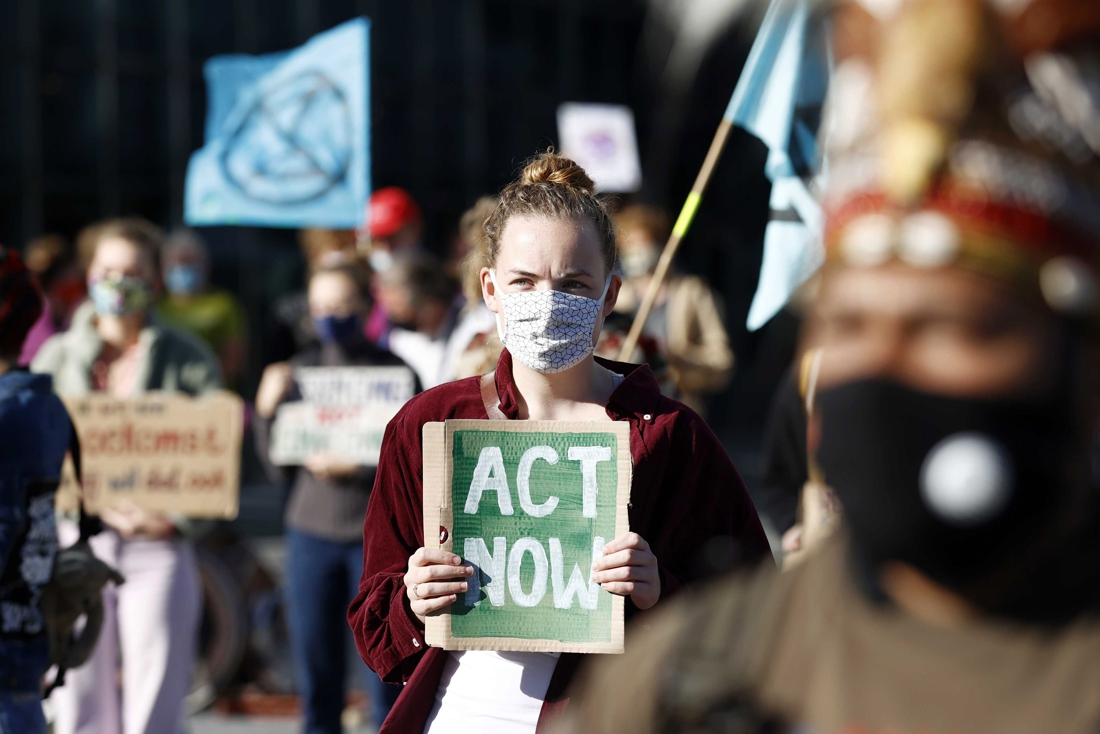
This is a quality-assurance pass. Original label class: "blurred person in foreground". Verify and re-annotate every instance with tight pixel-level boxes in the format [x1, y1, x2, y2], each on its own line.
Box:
[157, 228, 247, 389]
[444, 196, 502, 380]
[559, 2, 1100, 732]
[0, 247, 66, 734]
[18, 235, 86, 365]
[612, 204, 734, 414]
[255, 262, 410, 733]
[33, 218, 221, 734]
[347, 151, 770, 734]
[358, 186, 425, 344]
[376, 255, 462, 389]
[268, 228, 361, 365]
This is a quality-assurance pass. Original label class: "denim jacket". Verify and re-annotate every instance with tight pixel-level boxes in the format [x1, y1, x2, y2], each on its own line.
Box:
[0, 371, 70, 690]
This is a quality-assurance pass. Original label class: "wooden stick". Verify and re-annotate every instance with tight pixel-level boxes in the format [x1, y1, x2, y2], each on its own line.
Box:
[617, 117, 735, 361]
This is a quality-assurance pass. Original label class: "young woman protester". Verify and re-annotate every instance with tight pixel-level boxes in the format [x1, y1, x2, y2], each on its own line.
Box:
[33, 218, 220, 734]
[348, 152, 771, 733]
[254, 263, 410, 732]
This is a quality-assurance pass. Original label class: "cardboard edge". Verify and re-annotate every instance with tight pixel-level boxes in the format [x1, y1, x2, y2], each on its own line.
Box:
[442, 419, 631, 434]
[612, 420, 631, 653]
[422, 422, 450, 648]
[223, 391, 245, 520]
[436, 635, 623, 654]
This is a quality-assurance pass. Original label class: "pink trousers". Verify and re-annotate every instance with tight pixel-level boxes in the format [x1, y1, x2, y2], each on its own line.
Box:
[50, 524, 202, 734]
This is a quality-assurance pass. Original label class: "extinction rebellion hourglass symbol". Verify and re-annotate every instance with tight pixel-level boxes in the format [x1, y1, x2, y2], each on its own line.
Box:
[220, 70, 354, 205]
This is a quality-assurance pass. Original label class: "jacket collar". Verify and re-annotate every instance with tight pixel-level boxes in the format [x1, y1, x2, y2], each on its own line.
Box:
[65, 301, 165, 395]
[493, 349, 662, 421]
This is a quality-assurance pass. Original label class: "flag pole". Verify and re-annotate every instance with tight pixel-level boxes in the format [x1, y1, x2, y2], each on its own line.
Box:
[617, 116, 735, 361]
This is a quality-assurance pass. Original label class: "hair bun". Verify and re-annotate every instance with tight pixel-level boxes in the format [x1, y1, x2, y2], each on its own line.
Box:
[520, 150, 596, 194]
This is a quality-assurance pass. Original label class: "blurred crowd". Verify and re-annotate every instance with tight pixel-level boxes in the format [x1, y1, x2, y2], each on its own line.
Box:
[17, 188, 737, 413]
[1, 183, 737, 734]
[5, 2, 1100, 734]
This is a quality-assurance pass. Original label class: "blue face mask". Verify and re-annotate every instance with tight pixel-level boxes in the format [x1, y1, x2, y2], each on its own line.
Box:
[313, 314, 361, 344]
[165, 264, 204, 295]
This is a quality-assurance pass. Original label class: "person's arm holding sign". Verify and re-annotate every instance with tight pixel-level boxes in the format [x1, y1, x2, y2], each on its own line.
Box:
[405, 536, 661, 616]
[404, 547, 474, 622]
[590, 532, 660, 610]
[99, 501, 177, 539]
[351, 412, 437, 683]
[257, 360, 360, 482]
[255, 362, 294, 421]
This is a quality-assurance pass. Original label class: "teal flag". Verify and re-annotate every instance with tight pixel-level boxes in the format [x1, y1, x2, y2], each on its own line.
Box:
[184, 18, 370, 228]
[727, 0, 829, 330]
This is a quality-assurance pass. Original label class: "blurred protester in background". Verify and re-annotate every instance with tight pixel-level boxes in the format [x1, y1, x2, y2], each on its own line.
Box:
[444, 196, 501, 381]
[445, 195, 493, 283]
[0, 247, 64, 734]
[612, 204, 734, 414]
[267, 228, 360, 365]
[18, 234, 86, 365]
[254, 262, 410, 733]
[359, 187, 425, 345]
[560, 2, 1100, 732]
[376, 255, 461, 389]
[33, 218, 220, 734]
[157, 229, 247, 390]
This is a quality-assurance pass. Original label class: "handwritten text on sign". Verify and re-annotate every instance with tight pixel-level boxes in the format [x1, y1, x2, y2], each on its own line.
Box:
[269, 366, 414, 466]
[423, 420, 632, 654]
[61, 392, 244, 518]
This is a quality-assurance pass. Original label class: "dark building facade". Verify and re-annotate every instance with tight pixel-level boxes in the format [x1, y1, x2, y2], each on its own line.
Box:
[1, 0, 792, 449]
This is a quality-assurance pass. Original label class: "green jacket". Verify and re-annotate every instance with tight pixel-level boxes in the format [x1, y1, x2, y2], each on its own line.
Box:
[32, 301, 223, 537]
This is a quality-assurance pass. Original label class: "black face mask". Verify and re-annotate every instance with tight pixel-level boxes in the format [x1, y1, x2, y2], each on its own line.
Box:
[815, 378, 1091, 611]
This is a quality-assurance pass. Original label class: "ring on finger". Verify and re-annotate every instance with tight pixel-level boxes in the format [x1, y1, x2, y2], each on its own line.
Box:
[413, 583, 421, 599]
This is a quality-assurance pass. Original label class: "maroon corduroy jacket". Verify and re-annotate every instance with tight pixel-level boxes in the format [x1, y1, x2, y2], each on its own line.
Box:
[348, 350, 771, 733]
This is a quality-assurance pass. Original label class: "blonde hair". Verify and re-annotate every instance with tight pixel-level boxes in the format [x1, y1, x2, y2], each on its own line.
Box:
[614, 204, 671, 246]
[459, 196, 499, 306]
[483, 150, 617, 275]
[88, 217, 165, 273]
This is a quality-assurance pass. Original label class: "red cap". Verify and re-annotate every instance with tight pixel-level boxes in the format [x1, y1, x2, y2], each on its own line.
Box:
[369, 187, 421, 239]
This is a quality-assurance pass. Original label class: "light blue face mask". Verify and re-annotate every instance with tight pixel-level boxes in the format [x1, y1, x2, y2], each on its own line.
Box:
[490, 270, 612, 373]
[164, 264, 204, 296]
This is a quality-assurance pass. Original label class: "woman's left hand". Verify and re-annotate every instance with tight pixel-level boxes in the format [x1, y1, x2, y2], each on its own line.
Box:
[99, 501, 177, 540]
[591, 532, 661, 610]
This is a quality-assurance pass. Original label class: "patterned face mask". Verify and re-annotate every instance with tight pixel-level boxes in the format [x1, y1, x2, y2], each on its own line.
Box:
[88, 274, 152, 317]
[491, 270, 611, 373]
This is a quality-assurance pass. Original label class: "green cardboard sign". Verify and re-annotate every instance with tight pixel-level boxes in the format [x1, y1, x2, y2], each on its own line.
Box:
[423, 420, 632, 653]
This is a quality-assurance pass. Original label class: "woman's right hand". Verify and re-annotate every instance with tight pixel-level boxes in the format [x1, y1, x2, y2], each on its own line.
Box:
[255, 362, 294, 419]
[404, 548, 474, 623]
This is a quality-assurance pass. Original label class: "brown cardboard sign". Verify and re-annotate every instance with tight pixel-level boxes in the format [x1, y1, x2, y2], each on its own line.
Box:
[58, 391, 244, 518]
[422, 419, 632, 654]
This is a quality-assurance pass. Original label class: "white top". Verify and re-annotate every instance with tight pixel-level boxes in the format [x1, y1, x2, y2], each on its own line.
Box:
[423, 651, 561, 734]
[388, 328, 448, 389]
[439, 303, 498, 383]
